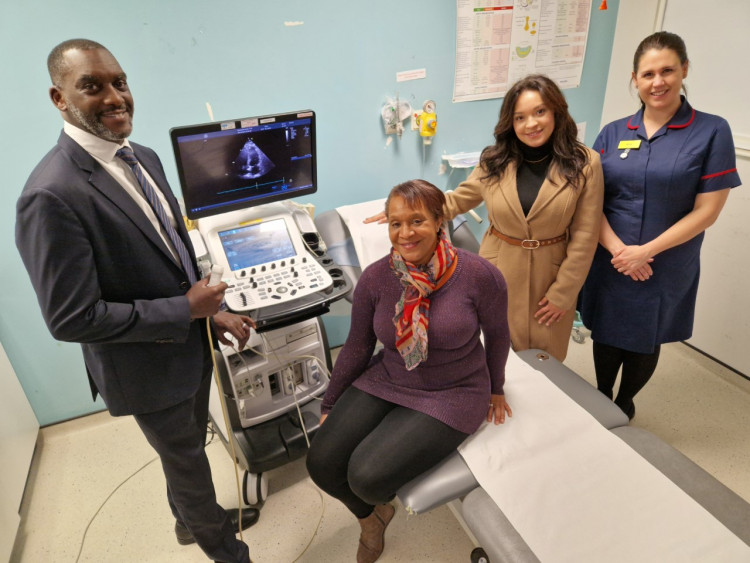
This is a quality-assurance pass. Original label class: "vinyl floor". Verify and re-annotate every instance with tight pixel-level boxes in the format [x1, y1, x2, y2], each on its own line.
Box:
[10, 336, 750, 562]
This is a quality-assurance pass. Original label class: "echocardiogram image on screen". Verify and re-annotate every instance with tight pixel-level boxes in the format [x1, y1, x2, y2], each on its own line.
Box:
[218, 218, 296, 271]
[234, 139, 275, 180]
[170, 111, 316, 219]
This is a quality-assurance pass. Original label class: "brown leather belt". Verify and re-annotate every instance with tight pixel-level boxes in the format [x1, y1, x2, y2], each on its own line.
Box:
[490, 225, 567, 249]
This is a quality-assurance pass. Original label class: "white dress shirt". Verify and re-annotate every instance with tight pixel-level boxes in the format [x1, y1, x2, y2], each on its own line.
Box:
[63, 121, 181, 262]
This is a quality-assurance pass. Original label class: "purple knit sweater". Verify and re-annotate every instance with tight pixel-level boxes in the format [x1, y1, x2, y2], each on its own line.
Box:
[321, 248, 510, 434]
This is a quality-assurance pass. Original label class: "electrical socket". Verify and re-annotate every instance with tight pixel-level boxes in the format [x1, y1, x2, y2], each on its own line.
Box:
[251, 375, 264, 396]
[282, 367, 295, 395]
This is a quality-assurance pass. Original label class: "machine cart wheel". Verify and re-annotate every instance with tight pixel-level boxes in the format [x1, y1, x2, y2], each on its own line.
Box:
[571, 328, 586, 344]
[571, 310, 587, 344]
[470, 547, 490, 563]
[243, 471, 268, 506]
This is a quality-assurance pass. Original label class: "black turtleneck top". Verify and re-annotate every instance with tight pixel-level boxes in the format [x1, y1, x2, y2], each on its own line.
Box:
[517, 141, 553, 216]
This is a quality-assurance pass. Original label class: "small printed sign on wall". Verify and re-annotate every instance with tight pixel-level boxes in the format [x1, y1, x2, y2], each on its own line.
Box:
[396, 68, 426, 82]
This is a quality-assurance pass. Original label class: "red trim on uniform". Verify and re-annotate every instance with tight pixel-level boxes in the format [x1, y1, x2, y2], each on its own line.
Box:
[600, 149, 604, 154]
[668, 108, 695, 129]
[701, 168, 737, 180]
[626, 116, 639, 130]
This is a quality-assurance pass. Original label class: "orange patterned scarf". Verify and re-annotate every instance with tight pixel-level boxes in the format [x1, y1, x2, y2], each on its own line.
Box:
[390, 230, 457, 370]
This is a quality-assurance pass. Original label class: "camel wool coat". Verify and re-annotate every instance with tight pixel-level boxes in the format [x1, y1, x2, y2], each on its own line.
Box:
[444, 148, 603, 360]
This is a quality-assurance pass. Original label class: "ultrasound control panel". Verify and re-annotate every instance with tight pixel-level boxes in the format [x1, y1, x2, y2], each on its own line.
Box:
[225, 254, 331, 310]
[193, 203, 351, 329]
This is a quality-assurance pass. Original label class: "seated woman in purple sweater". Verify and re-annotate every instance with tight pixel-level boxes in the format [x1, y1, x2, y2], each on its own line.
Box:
[306, 179, 511, 562]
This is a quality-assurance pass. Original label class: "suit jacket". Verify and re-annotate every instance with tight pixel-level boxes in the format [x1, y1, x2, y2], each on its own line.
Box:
[444, 148, 603, 361]
[16, 131, 207, 416]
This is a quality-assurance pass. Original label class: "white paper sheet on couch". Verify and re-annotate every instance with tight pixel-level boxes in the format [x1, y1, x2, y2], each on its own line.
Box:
[335, 199, 390, 270]
[459, 351, 750, 562]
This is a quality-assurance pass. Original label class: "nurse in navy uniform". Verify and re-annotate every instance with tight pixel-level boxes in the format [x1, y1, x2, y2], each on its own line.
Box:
[579, 31, 741, 419]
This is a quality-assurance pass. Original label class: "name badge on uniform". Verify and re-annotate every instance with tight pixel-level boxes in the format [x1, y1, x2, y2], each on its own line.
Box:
[618, 139, 641, 159]
[617, 140, 642, 150]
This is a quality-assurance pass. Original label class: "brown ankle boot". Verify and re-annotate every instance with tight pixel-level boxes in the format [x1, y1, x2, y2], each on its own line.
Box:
[356, 503, 395, 563]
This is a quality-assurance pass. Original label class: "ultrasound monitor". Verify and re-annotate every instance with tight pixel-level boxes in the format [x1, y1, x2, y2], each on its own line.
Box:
[170, 110, 316, 219]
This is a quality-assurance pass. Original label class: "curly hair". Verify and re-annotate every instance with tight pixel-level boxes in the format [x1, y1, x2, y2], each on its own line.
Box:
[480, 74, 589, 190]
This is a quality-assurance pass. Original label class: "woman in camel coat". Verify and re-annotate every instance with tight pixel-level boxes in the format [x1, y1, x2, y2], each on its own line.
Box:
[444, 75, 603, 361]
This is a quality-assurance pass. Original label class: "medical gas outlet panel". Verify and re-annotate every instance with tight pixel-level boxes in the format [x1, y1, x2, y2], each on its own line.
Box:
[218, 317, 328, 428]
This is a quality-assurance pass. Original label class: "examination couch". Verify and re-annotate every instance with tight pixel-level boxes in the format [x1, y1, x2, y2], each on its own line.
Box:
[313, 205, 750, 561]
[399, 350, 750, 562]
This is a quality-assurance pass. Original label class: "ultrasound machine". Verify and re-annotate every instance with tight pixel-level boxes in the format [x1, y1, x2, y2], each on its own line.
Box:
[170, 110, 351, 505]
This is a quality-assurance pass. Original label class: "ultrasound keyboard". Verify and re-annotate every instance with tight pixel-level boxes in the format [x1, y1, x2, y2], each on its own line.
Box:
[223, 254, 333, 312]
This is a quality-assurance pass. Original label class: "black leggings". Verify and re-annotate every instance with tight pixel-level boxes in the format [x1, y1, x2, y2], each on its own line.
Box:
[306, 387, 468, 518]
[593, 341, 661, 416]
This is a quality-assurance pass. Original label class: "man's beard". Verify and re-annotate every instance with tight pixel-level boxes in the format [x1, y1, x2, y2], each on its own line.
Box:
[68, 103, 131, 142]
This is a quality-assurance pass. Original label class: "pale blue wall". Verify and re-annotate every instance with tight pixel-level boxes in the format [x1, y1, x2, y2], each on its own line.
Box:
[0, 0, 619, 425]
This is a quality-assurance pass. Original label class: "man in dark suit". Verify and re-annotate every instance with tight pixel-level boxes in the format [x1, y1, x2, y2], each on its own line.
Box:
[16, 39, 256, 563]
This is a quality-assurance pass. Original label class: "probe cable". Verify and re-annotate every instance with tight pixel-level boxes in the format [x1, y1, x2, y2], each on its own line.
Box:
[206, 317, 247, 542]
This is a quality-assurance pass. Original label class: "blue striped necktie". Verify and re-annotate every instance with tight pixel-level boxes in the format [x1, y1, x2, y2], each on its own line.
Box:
[116, 146, 197, 285]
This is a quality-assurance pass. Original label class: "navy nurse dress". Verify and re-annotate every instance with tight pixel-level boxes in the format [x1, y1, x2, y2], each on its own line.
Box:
[579, 98, 741, 353]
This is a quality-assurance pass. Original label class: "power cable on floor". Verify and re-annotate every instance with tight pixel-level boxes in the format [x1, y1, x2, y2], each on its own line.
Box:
[74, 455, 160, 562]
[74, 422, 218, 562]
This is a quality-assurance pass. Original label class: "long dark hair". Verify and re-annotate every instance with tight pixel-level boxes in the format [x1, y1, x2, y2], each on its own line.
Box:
[480, 74, 589, 190]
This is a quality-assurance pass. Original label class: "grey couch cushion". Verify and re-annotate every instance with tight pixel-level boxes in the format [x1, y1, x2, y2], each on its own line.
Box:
[515, 349, 629, 430]
[463, 487, 540, 563]
[461, 427, 750, 562]
[612, 426, 750, 546]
